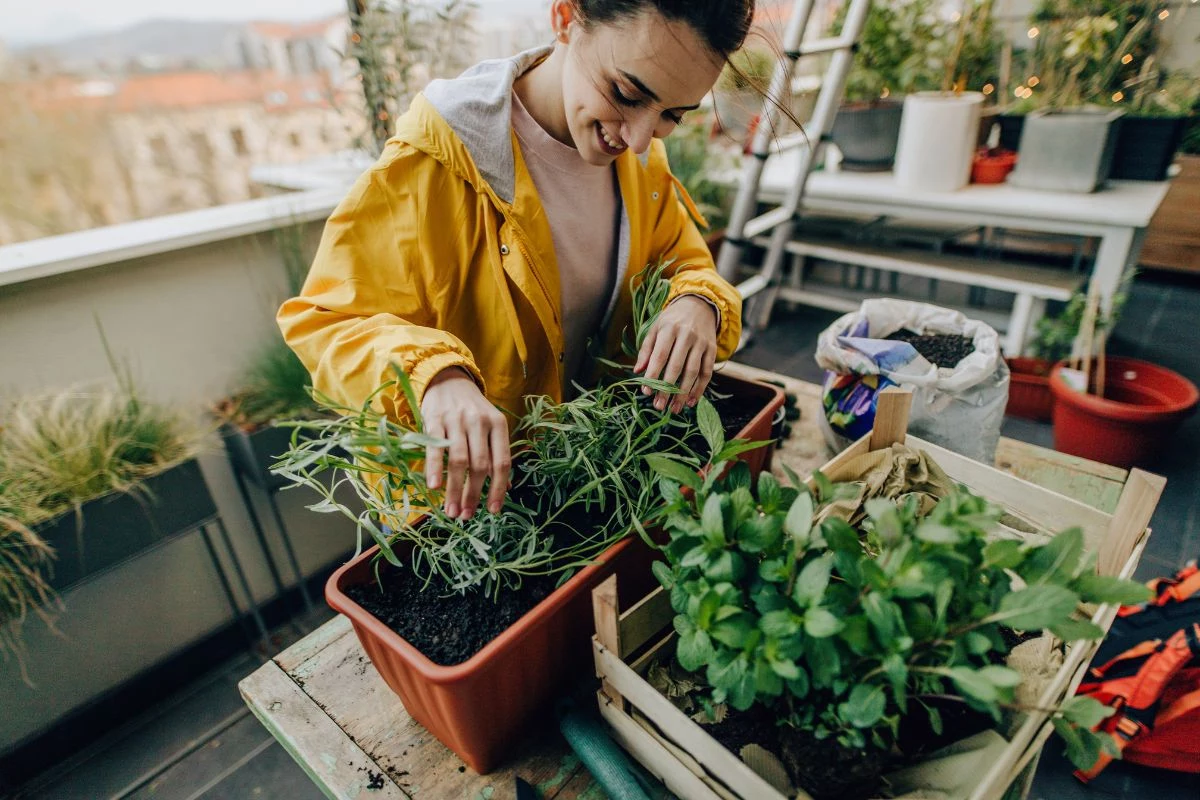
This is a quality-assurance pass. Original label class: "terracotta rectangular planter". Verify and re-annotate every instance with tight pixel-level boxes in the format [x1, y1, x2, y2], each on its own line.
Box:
[324, 375, 785, 773]
[34, 459, 216, 593]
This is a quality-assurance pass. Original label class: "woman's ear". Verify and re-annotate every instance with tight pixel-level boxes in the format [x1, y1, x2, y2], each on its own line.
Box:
[550, 0, 577, 44]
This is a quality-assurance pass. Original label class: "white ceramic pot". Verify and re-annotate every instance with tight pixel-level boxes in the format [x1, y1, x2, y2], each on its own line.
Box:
[894, 91, 985, 192]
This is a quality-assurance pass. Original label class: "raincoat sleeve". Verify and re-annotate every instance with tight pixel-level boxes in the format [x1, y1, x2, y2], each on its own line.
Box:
[645, 142, 743, 361]
[277, 149, 485, 425]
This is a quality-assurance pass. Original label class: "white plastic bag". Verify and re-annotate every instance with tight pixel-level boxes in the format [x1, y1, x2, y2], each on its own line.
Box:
[816, 299, 1010, 463]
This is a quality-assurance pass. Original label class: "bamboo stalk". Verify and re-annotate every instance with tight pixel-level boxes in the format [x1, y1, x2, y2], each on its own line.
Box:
[1078, 293, 1100, 393]
[1096, 331, 1107, 399]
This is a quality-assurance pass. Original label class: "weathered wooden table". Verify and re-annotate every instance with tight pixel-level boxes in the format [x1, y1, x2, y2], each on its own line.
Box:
[238, 363, 1131, 799]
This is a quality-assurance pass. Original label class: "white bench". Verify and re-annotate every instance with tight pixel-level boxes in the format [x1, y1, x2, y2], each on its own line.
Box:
[749, 236, 1085, 355]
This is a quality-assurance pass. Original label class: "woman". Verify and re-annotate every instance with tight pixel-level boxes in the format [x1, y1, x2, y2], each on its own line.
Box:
[279, 0, 759, 523]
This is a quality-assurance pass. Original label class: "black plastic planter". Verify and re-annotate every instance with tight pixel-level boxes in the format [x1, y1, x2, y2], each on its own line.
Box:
[830, 101, 904, 171]
[997, 113, 1025, 152]
[1111, 115, 1189, 181]
[33, 459, 217, 592]
[221, 423, 296, 492]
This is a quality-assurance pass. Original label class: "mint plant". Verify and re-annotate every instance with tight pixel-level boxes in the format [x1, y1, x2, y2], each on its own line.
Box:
[648, 441, 1151, 785]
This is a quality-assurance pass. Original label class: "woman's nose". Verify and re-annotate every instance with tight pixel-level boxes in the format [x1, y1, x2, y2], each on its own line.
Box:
[620, 112, 658, 155]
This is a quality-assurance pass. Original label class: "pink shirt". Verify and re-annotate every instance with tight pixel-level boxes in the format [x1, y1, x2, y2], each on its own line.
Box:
[511, 90, 621, 391]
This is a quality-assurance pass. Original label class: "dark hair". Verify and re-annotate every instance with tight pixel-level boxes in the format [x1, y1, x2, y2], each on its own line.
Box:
[574, 0, 756, 57]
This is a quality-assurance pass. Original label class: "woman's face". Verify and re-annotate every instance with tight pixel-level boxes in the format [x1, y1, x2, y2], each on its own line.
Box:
[556, 4, 724, 166]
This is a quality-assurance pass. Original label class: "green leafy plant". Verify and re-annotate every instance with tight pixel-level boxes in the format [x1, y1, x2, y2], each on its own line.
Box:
[0, 495, 59, 683]
[273, 262, 767, 599]
[648, 446, 1150, 793]
[1030, 273, 1133, 363]
[220, 337, 320, 431]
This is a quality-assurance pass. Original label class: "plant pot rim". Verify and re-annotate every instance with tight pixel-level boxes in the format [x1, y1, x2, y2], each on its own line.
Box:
[905, 90, 985, 104]
[840, 98, 903, 111]
[326, 534, 637, 682]
[29, 455, 200, 529]
[1028, 107, 1125, 122]
[1049, 358, 1199, 419]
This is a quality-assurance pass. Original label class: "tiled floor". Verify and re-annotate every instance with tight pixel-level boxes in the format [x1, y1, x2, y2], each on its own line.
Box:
[12, 272, 1199, 799]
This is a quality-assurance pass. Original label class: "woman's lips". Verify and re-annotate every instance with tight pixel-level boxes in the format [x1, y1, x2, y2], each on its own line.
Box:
[596, 122, 627, 156]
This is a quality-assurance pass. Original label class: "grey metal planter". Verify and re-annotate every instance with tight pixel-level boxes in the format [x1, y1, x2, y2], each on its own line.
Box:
[33, 459, 217, 592]
[221, 423, 296, 492]
[1008, 108, 1124, 193]
[830, 100, 904, 171]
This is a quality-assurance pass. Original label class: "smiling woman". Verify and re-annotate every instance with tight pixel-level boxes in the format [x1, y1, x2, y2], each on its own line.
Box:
[278, 0, 769, 525]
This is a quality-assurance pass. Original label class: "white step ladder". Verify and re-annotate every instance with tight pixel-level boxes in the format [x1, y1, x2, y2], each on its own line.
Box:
[716, 0, 874, 341]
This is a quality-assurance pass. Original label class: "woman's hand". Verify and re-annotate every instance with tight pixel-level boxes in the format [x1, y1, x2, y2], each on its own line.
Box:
[635, 295, 719, 413]
[421, 367, 511, 520]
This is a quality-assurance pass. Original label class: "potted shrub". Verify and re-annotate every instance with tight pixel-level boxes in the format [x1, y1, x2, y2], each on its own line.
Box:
[1005, 292, 1086, 422]
[0, 375, 208, 596]
[893, 1, 1000, 191]
[593, 399, 1158, 799]
[1109, 71, 1200, 181]
[0, 510, 57, 685]
[273, 263, 785, 772]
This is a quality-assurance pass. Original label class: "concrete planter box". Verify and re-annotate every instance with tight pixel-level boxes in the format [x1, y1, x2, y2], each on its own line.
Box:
[830, 100, 904, 171]
[1009, 109, 1124, 193]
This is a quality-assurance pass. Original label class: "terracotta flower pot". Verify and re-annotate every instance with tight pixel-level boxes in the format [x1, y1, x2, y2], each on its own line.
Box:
[1050, 357, 1199, 468]
[971, 148, 1018, 185]
[325, 376, 785, 772]
[1005, 356, 1053, 422]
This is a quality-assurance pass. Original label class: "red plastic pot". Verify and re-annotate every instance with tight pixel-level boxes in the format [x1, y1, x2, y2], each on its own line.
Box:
[971, 148, 1018, 184]
[325, 375, 784, 772]
[1049, 357, 1199, 469]
[1005, 356, 1054, 422]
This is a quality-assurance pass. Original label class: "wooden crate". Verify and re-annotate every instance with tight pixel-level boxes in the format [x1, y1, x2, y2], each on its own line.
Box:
[592, 390, 1165, 800]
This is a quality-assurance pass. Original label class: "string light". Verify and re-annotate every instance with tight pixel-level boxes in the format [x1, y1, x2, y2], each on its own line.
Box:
[1028, 26, 1040, 38]
[1028, 76, 1040, 87]
[1158, 9, 1169, 19]
[881, 87, 891, 99]
[1121, 54, 1133, 64]
[982, 83, 995, 95]
[1112, 91, 1125, 102]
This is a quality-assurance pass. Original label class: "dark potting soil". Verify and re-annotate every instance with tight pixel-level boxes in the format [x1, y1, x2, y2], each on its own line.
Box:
[778, 727, 893, 800]
[345, 566, 560, 667]
[885, 329, 976, 369]
[680, 389, 765, 458]
[706, 704, 781, 758]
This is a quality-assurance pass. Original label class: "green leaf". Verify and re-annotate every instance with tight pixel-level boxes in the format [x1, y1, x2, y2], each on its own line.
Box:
[996, 584, 1081, 630]
[770, 657, 801, 680]
[697, 590, 721, 629]
[644, 454, 701, 491]
[822, 518, 862, 553]
[984, 539, 1025, 570]
[725, 461, 752, 491]
[1060, 695, 1116, 729]
[680, 545, 708, 568]
[730, 487, 756, 524]
[786, 668, 810, 698]
[754, 659, 784, 697]
[978, 665, 1022, 689]
[1052, 717, 1105, 773]
[706, 550, 744, 583]
[805, 608, 844, 638]
[1049, 618, 1106, 643]
[916, 522, 962, 545]
[739, 514, 783, 555]
[651, 560, 674, 590]
[716, 438, 772, 462]
[811, 470, 834, 501]
[701, 493, 727, 545]
[840, 616, 873, 655]
[792, 552, 835, 607]
[758, 557, 789, 583]
[1022, 527, 1084, 584]
[948, 667, 999, 708]
[883, 653, 908, 705]
[711, 613, 755, 649]
[697, 397, 724, 457]
[758, 472, 782, 512]
[675, 624, 713, 672]
[760, 610, 801, 638]
[658, 477, 685, 507]
[840, 684, 887, 729]
[1072, 574, 1152, 607]
[965, 632, 994, 656]
[782, 463, 805, 491]
[784, 492, 814, 548]
[864, 593, 898, 642]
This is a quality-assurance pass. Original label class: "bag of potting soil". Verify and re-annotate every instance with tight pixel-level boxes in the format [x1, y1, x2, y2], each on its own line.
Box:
[815, 299, 1009, 463]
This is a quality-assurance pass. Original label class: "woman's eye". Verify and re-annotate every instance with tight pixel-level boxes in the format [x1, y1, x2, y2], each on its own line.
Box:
[612, 82, 640, 107]
[664, 112, 684, 125]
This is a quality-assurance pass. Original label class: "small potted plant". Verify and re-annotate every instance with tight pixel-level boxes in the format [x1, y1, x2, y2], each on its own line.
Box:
[1109, 70, 1200, 181]
[0, 373, 207, 595]
[827, 0, 943, 172]
[605, 430, 1153, 799]
[273, 263, 785, 773]
[893, 0, 1001, 191]
[0, 510, 58, 685]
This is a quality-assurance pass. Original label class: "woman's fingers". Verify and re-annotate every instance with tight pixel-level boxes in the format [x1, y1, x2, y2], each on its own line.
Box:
[460, 412, 491, 520]
[487, 417, 512, 515]
[690, 347, 717, 406]
[442, 417, 470, 519]
[676, 345, 709, 413]
[425, 418, 447, 491]
[658, 336, 694, 412]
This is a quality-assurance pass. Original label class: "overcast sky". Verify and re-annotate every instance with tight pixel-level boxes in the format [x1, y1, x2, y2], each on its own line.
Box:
[2, 0, 549, 46]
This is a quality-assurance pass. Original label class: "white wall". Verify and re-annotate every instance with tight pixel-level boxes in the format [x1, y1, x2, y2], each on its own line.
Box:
[0, 211, 359, 750]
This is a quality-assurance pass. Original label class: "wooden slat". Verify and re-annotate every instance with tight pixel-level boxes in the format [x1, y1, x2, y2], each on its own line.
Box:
[869, 388, 911, 450]
[994, 439, 1126, 513]
[594, 644, 787, 799]
[908, 436, 1115, 551]
[598, 697, 726, 800]
[618, 586, 674, 659]
[1100, 469, 1166, 577]
[239, 660, 408, 800]
[781, 237, 1083, 298]
[593, 575, 623, 705]
[273, 614, 353, 673]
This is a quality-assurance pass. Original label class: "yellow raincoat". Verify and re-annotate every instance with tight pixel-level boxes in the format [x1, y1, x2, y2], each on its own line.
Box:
[278, 48, 742, 424]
